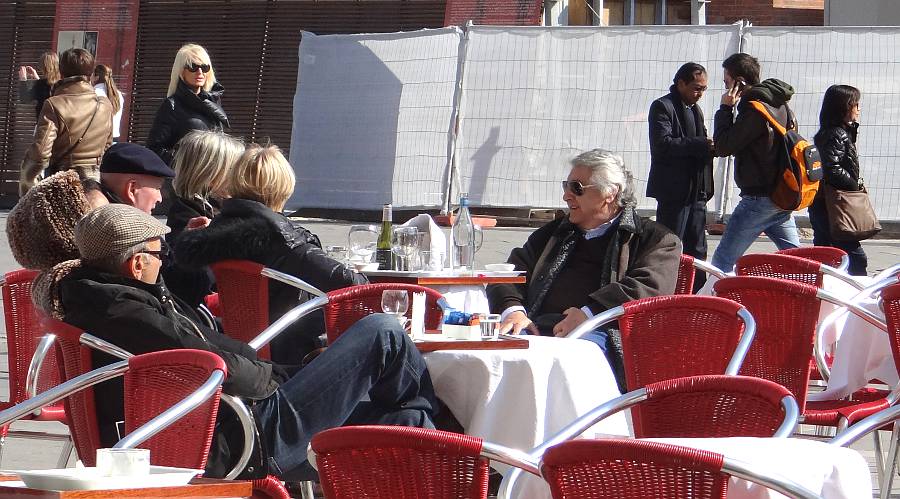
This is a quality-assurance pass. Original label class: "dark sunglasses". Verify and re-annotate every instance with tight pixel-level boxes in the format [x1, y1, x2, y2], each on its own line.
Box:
[142, 242, 171, 261]
[184, 63, 211, 74]
[561, 180, 597, 196]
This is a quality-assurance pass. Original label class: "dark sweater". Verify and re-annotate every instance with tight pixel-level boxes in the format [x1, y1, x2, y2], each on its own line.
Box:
[539, 231, 614, 314]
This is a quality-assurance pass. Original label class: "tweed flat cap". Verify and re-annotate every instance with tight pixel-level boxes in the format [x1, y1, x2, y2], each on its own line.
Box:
[75, 204, 170, 261]
[100, 143, 175, 178]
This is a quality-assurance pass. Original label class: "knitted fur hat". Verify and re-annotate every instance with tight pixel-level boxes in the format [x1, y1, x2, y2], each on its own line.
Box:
[7, 171, 90, 270]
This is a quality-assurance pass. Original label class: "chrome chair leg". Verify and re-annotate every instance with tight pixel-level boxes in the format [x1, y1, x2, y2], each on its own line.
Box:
[56, 438, 74, 468]
[875, 429, 885, 486]
[300, 480, 315, 499]
[880, 425, 900, 499]
[0, 435, 6, 468]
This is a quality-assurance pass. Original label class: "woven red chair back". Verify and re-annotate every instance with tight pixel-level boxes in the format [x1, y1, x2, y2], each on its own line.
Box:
[880, 283, 900, 374]
[541, 438, 727, 499]
[736, 253, 823, 288]
[675, 254, 696, 295]
[323, 284, 444, 344]
[124, 350, 225, 470]
[714, 276, 820, 410]
[312, 425, 489, 499]
[618, 295, 747, 392]
[1, 270, 64, 416]
[42, 318, 104, 466]
[634, 375, 791, 438]
[776, 247, 847, 269]
[209, 260, 271, 359]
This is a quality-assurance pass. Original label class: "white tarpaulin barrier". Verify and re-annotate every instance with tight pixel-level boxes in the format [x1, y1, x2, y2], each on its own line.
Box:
[455, 25, 741, 209]
[742, 26, 900, 222]
[288, 28, 461, 210]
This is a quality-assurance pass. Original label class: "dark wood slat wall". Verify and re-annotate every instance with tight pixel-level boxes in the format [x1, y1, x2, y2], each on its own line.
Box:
[0, 1, 56, 204]
[131, 0, 446, 152]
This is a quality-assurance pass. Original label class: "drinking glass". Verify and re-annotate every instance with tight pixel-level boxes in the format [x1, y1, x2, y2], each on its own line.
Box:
[348, 224, 379, 263]
[381, 289, 409, 327]
[391, 226, 418, 271]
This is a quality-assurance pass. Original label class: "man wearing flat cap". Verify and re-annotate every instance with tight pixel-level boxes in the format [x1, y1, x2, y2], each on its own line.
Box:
[99, 142, 175, 213]
[42, 204, 436, 480]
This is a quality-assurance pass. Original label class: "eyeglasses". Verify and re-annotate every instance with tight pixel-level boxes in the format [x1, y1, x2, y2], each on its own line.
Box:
[561, 180, 597, 196]
[184, 63, 211, 74]
[141, 243, 170, 261]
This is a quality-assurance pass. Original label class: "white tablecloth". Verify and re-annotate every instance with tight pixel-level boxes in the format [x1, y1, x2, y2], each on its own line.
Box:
[431, 284, 491, 314]
[650, 437, 871, 499]
[424, 335, 628, 498]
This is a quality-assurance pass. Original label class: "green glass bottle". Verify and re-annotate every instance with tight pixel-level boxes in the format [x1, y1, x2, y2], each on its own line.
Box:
[375, 203, 394, 270]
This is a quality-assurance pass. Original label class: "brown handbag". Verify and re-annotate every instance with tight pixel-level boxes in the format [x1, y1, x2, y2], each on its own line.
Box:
[822, 184, 882, 241]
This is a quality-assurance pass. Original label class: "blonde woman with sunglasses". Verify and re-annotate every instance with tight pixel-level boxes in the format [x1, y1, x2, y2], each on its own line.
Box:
[146, 44, 229, 165]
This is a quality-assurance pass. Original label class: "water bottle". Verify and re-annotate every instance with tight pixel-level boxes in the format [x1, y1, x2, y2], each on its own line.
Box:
[451, 193, 476, 273]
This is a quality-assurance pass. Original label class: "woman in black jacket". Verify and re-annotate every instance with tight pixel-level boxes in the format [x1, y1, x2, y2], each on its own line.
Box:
[18, 51, 60, 120]
[175, 144, 367, 364]
[163, 130, 244, 307]
[811, 84, 867, 275]
[146, 44, 229, 165]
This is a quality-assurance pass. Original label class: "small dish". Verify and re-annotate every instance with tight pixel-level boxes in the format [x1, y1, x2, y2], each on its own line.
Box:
[353, 262, 380, 272]
[485, 263, 515, 272]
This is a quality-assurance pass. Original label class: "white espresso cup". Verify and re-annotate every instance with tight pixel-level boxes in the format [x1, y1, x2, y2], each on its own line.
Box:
[96, 448, 150, 476]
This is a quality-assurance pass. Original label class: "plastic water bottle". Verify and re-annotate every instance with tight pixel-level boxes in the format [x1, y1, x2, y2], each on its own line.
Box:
[451, 193, 476, 273]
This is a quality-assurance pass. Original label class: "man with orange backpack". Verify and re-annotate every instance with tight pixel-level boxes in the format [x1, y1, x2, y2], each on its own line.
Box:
[710, 53, 801, 273]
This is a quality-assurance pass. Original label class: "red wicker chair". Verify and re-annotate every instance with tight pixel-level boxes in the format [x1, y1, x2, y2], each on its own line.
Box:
[540, 438, 817, 499]
[777, 246, 848, 270]
[736, 253, 824, 287]
[675, 254, 696, 294]
[311, 425, 538, 499]
[567, 295, 755, 392]
[208, 261, 275, 359]
[0, 269, 70, 467]
[322, 283, 444, 344]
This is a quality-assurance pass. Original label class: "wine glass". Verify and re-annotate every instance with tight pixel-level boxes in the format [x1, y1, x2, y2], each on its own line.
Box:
[391, 226, 418, 271]
[381, 289, 409, 328]
[348, 224, 379, 263]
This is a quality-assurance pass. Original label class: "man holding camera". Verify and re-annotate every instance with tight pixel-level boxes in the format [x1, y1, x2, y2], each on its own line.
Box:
[710, 53, 801, 273]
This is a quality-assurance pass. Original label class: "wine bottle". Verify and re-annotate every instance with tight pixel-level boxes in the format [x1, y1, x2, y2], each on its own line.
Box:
[375, 203, 394, 270]
[450, 193, 476, 273]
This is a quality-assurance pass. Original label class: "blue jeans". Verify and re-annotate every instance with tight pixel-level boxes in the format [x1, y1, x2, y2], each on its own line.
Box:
[711, 195, 800, 273]
[252, 314, 436, 480]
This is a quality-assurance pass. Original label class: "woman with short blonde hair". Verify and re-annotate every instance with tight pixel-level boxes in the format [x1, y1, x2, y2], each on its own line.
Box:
[147, 43, 228, 164]
[229, 144, 296, 212]
[176, 142, 366, 365]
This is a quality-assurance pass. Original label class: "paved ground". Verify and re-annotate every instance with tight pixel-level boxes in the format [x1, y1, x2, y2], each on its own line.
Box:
[0, 211, 898, 496]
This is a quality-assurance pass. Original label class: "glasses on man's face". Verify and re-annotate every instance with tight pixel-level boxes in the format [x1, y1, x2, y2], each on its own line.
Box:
[561, 180, 597, 196]
[184, 63, 211, 74]
[142, 242, 170, 261]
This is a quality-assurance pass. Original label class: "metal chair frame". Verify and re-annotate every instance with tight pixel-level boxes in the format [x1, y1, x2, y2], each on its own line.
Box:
[831, 403, 900, 499]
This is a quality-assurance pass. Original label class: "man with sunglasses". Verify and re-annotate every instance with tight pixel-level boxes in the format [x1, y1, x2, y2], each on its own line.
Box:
[487, 149, 681, 391]
[39, 203, 437, 480]
[647, 62, 715, 291]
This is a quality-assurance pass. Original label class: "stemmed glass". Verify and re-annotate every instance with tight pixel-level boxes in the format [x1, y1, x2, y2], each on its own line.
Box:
[381, 290, 409, 328]
[391, 226, 418, 271]
[348, 224, 379, 263]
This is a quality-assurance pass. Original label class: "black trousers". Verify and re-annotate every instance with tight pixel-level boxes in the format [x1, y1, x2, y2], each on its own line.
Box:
[656, 199, 709, 292]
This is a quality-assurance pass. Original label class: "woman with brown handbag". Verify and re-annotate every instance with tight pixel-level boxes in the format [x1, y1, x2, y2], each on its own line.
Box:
[810, 85, 870, 276]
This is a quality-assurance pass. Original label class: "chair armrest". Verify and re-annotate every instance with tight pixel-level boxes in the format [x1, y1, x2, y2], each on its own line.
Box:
[497, 387, 648, 499]
[565, 306, 625, 340]
[820, 264, 867, 291]
[260, 268, 326, 298]
[80, 333, 134, 360]
[0, 360, 129, 428]
[114, 369, 226, 451]
[196, 304, 217, 330]
[692, 258, 728, 280]
[830, 403, 900, 447]
[247, 296, 330, 351]
[722, 457, 820, 499]
[26, 334, 57, 401]
[725, 308, 756, 376]
[218, 394, 258, 480]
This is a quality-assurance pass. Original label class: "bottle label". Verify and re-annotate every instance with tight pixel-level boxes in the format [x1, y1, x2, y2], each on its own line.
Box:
[375, 249, 393, 270]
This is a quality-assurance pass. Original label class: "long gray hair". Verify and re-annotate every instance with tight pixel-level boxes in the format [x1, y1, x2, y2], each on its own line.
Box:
[570, 148, 636, 207]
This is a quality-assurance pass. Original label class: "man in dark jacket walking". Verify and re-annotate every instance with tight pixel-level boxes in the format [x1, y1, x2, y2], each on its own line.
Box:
[647, 62, 715, 290]
[710, 53, 801, 273]
[47, 204, 436, 480]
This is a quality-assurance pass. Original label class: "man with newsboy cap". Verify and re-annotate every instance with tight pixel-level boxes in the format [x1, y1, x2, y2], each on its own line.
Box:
[99, 142, 175, 213]
[39, 204, 436, 480]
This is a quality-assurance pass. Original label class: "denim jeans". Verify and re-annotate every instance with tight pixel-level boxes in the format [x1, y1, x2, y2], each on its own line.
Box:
[252, 314, 437, 480]
[711, 195, 801, 273]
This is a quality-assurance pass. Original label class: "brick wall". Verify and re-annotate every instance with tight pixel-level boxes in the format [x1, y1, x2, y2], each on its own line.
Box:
[707, 0, 823, 26]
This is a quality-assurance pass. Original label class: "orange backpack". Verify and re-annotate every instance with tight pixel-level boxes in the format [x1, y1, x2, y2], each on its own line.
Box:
[748, 100, 823, 211]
